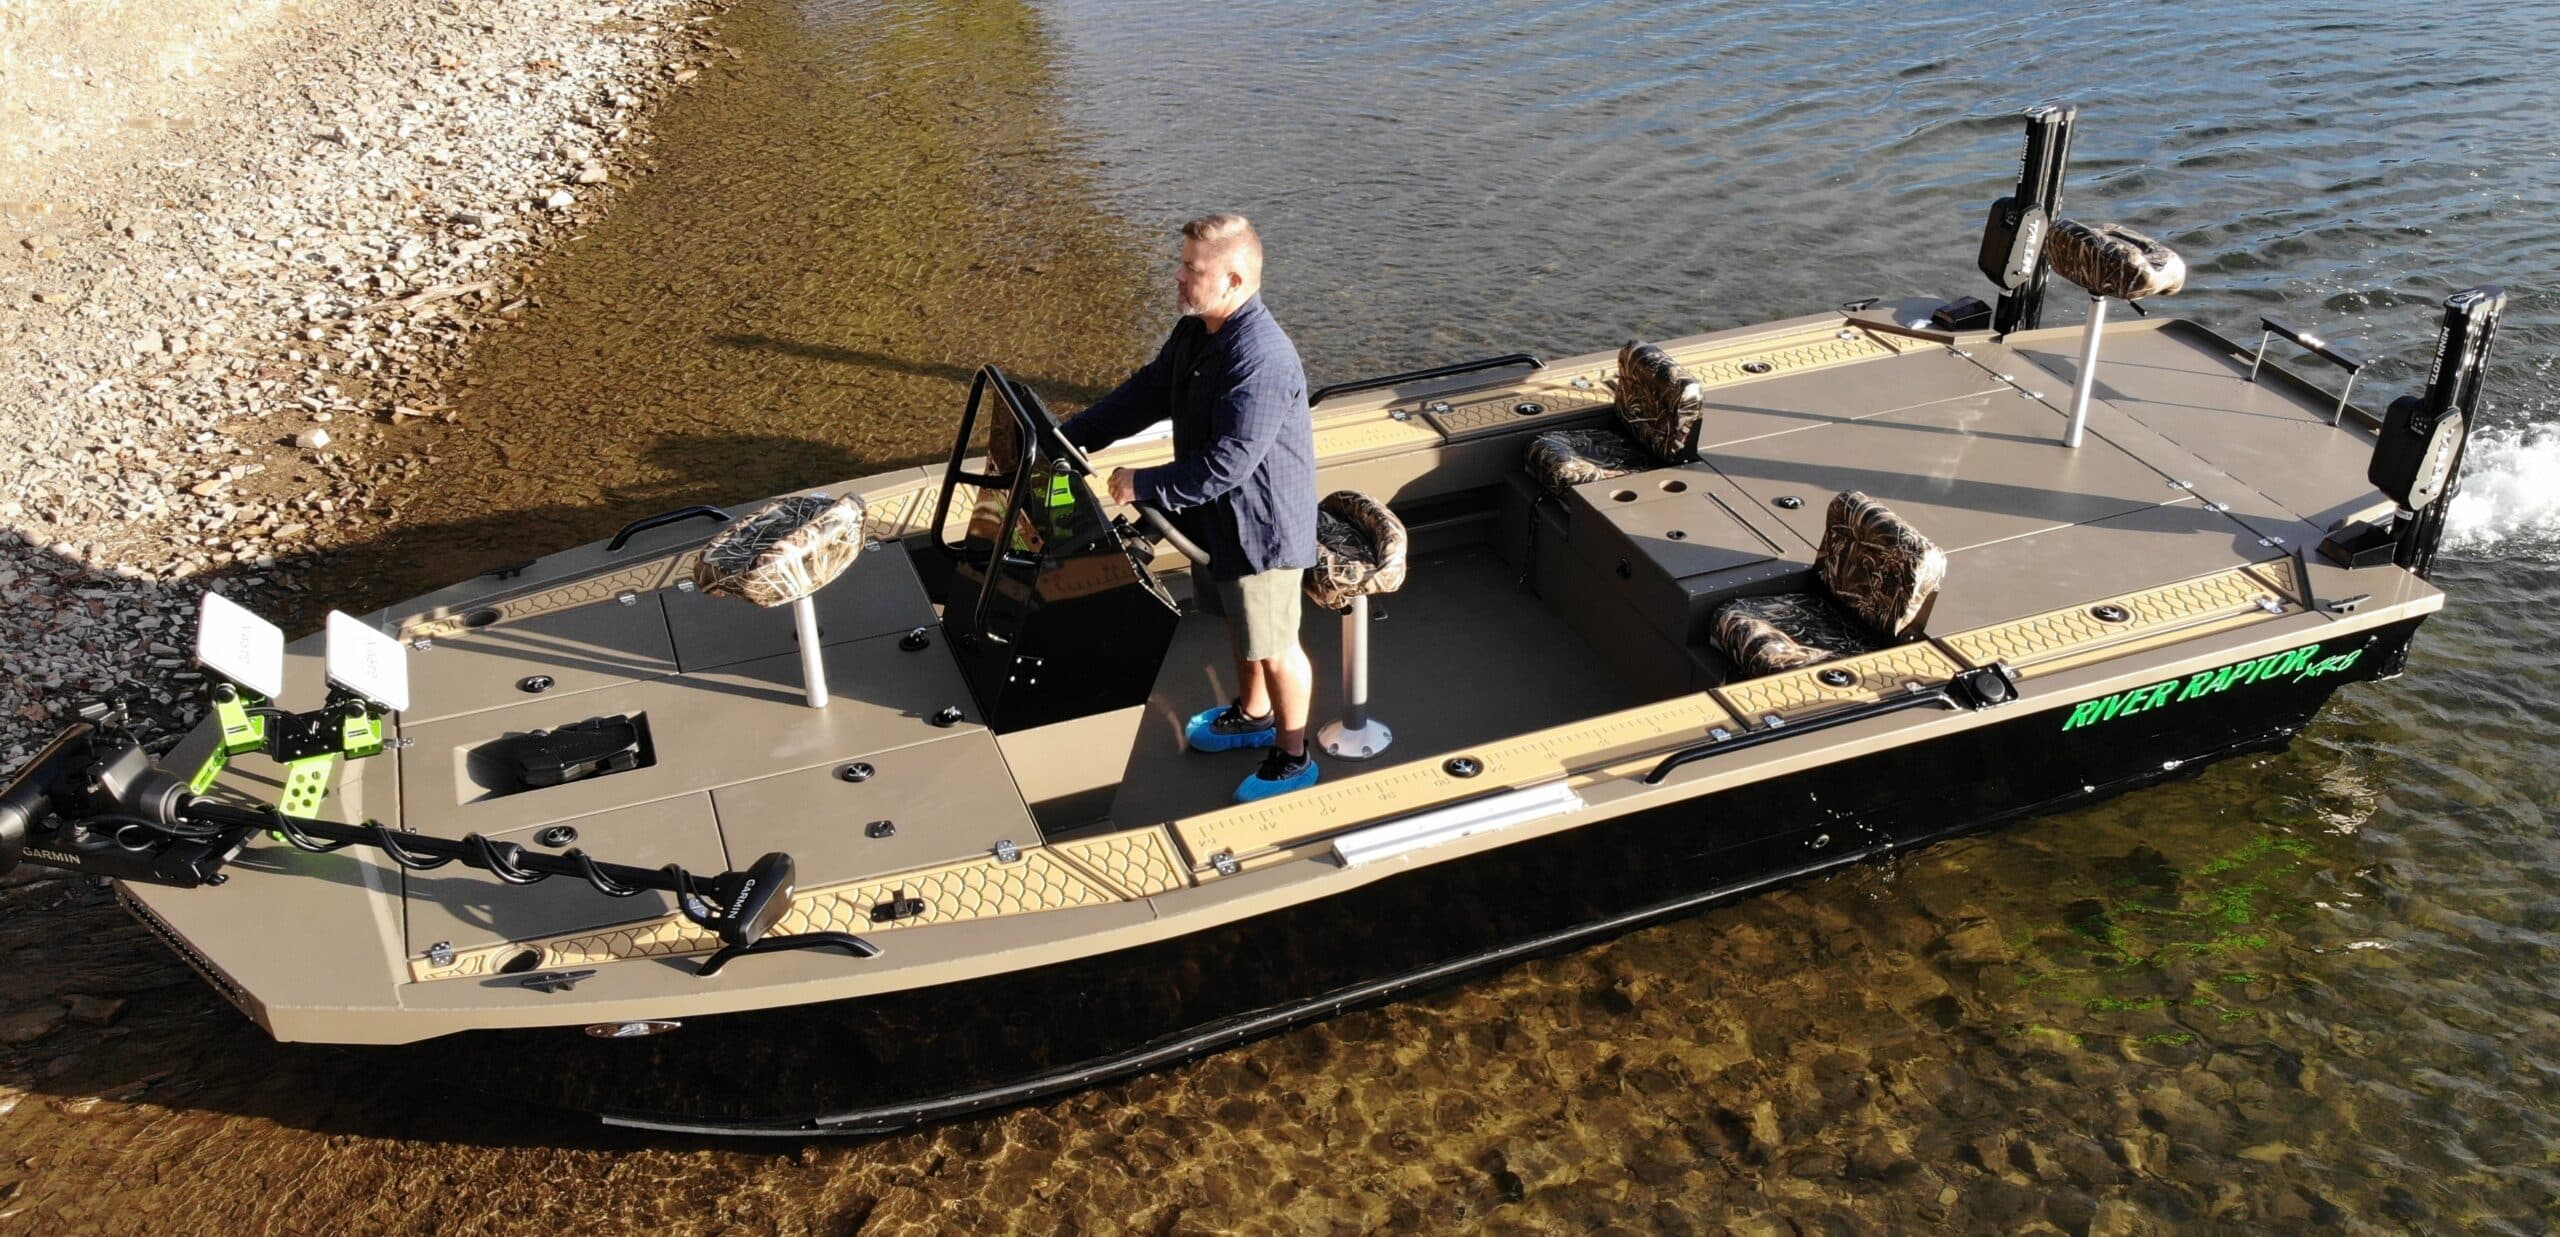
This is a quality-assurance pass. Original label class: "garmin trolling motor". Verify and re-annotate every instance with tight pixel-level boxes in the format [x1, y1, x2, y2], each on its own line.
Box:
[0, 595, 873, 977]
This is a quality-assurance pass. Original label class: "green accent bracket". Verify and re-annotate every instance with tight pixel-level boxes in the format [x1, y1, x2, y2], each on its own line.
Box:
[187, 691, 271, 794]
[277, 755, 339, 819]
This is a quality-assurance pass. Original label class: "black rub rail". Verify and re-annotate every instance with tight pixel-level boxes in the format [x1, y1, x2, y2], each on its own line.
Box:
[1309, 352, 1542, 408]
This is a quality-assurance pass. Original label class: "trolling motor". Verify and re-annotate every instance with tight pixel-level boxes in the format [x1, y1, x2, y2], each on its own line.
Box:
[2319, 286, 2507, 582]
[0, 596, 875, 977]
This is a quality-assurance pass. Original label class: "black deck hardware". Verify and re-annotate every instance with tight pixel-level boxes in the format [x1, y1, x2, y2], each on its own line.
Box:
[900, 627, 932, 651]
[484, 559, 536, 580]
[497, 715, 642, 788]
[606, 503, 732, 552]
[1308, 352, 1543, 409]
[863, 820, 895, 839]
[837, 762, 873, 783]
[869, 889, 927, 924]
[513, 970, 597, 994]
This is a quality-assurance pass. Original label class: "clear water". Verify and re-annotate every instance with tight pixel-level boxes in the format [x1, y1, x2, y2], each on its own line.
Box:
[4, 0, 2556, 1228]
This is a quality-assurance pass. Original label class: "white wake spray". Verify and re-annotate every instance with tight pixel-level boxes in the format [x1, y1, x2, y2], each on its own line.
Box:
[2444, 423, 2560, 559]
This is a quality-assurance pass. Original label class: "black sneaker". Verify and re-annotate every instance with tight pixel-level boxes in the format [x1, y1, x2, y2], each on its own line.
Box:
[1236, 748, 1319, 802]
[1185, 700, 1278, 752]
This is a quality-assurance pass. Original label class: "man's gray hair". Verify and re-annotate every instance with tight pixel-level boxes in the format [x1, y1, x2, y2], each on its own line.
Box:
[1181, 212, 1263, 283]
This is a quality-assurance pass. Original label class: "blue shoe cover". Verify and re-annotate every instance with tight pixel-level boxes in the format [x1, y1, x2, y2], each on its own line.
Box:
[1236, 754, 1319, 802]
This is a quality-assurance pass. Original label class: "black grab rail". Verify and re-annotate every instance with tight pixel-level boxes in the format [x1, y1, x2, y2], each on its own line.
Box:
[607, 504, 731, 552]
[2246, 316, 2370, 425]
[1309, 352, 1543, 408]
[1644, 663, 2023, 785]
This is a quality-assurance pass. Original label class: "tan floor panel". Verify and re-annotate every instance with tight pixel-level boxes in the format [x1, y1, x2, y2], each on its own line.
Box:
[399, 627, 985, 838]
[1107, 546, 1642, 831]
[661, 539, 938, 673]
[1173, 692, 1736, 868]
[403, 792, 729, 959]
[1929, 504, 2279, 633]
[2007, 319, 2390, 532]
[1704, 386, 2178, 552]
[399, 593, 678, 726]
[712, 729, 1036, 890]
[1696, 344, 2007, 450]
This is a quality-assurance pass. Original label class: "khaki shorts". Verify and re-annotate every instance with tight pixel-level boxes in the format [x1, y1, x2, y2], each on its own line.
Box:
[1199, 567, 1305, 662]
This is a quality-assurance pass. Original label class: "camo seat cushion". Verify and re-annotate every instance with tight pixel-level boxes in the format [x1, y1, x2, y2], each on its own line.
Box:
[1815, 490, 1945, 639]
[693, 493, 868, 607]
[1712, 593, 1879, 675]
[1710, 491, 1943, 679]
[1608, 340, 1706, 463]
[1521, 341, 1705, 497]
[1304, 491, 1410, 611]
[1523, 427, 1654, 496]
[2045, 219, 2187, 303]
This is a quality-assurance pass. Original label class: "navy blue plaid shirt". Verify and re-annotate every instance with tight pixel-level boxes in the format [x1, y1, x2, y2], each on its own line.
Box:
[1062, 295, 1317, 581]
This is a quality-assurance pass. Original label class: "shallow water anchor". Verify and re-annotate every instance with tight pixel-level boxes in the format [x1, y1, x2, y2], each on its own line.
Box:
[2063, 293, 2107, 448]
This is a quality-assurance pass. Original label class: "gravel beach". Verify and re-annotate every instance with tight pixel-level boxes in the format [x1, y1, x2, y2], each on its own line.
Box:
[0, 0, 723, 767]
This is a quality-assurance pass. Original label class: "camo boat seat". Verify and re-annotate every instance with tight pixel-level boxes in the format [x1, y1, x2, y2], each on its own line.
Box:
[694, 493, 868, 607]
[1522, 341, 1705, 496]
[2044, 219, 2187, 303]
[1305, 491, 1409, 611]
[1710, 491, 1946, 677]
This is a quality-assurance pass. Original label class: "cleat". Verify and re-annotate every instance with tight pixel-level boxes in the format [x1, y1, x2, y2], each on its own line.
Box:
[1236, 749, 1319, 802]
[1185, 700, 1277, 752]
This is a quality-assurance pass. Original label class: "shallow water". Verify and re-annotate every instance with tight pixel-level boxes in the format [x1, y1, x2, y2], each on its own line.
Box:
[6, 0, 2560, 1229]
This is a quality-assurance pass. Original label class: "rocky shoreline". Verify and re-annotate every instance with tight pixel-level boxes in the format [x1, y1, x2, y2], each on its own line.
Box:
[0, 0, 732, 769]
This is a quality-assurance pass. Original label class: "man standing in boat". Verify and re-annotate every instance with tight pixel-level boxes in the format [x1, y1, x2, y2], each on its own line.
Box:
[1062, 212, 1321, 802]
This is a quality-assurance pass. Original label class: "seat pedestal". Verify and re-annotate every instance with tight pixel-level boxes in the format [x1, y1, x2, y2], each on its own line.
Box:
[1317, 595, 1392, 760]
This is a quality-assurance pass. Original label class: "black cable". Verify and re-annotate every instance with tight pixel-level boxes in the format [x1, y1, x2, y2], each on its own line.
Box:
[569, 850, 644, 898]
[266, 806, 352, 853]
[466, 834, 547, 886]
[368, 822, 454, 870]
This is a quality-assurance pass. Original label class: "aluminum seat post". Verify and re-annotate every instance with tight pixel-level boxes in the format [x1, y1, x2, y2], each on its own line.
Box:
[2064, 293, 2108, 448]
[792, 595, 828, 708]
[1317, 594, 1392, 760]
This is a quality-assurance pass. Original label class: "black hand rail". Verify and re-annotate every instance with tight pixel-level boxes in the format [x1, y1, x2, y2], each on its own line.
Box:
[607, 504, 731, 553]
[2247, 316, 2369, 426]
[1644, 664, 2023, 785]
[1309, 352, 1543, 409]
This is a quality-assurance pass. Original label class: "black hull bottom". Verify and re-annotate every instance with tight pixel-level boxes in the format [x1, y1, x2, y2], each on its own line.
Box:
[428, 620, 2417, 1135]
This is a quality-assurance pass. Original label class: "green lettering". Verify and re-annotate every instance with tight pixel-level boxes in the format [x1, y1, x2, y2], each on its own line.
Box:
[2174, 669, 2219, 702]
[2063, 700, 2107, 731]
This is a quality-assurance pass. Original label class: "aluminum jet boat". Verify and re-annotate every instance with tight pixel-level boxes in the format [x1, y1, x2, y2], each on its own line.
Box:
[0, 108, 2508, 1133]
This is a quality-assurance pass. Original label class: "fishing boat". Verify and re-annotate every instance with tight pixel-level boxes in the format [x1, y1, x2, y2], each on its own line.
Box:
[0, 107, 2506, 1134]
